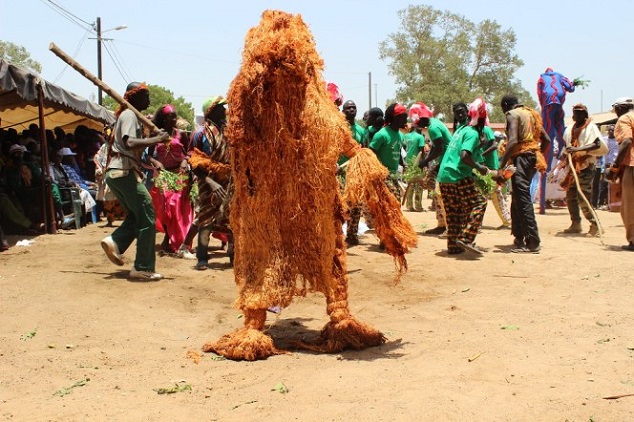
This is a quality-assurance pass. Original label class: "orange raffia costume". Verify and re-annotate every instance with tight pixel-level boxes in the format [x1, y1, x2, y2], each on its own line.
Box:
[202, 10, 417, 361]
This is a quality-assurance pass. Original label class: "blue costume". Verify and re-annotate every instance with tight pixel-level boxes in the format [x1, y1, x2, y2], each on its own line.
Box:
[537, 68, 575, 157]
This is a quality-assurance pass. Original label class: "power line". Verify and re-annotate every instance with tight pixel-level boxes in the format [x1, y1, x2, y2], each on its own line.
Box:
[53, 30, 90, 83]
[106, 39, 133, 82]
[40, 0, 94, 32]
[102, 42, 131, 85]
[115, 39, 238, 65]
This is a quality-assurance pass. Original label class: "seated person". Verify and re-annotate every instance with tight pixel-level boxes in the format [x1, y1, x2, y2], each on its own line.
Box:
[49, 148, 98, 225]
[3, 144, 43, 224]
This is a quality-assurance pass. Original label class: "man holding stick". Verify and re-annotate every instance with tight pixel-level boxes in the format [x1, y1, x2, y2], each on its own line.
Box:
[101, 82, 169, 280]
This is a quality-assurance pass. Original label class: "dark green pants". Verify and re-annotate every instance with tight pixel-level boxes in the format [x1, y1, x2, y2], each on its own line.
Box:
[106, 171, 156, 272]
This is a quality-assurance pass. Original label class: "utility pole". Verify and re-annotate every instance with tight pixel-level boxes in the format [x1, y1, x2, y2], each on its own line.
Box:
[96, 17, 103, 105]
[368, 72, 372, 110]
[374, 84, 378, 108]
[92, 18, 126, 106]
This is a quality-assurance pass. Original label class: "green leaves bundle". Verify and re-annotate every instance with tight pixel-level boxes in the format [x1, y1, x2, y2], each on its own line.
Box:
[154, 170, 188, 193]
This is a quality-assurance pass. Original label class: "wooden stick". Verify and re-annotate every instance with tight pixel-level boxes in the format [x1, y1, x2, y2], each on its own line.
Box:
[602, 393, 634, 400]
[48, 42, 160, 134]
[566, 153, 605, 245]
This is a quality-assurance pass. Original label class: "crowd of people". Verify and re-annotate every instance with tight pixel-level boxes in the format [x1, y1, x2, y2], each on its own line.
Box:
[2, 79, 633, 280]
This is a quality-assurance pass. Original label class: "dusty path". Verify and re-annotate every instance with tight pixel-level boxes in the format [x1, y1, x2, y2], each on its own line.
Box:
[1, 200, 633, 421]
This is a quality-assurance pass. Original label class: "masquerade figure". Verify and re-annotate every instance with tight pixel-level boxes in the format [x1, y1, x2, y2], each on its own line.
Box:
[202, 10, 416, 360]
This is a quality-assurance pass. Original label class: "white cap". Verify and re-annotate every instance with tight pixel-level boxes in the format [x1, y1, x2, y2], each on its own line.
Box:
[612, 97, 634, 107]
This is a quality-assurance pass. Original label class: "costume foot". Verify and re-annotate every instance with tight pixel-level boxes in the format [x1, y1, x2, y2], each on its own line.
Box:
[294, 316, 385, 353]
[621, 243, 634, 251]
[203, 328, 285, 361]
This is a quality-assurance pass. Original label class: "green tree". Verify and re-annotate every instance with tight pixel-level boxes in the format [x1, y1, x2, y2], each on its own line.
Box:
[103, 84, 194, 127]
[379, 5, 535, 122]
[0, 40, 42, 73]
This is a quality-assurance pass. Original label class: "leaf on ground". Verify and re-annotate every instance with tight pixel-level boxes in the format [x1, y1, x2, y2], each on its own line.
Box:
[597, 338, 611, 344]
[210, 353, 226, 361]
[500, 325, 519, 331]
[627, 346, 634, 351]
[154, 383, 192, 395]
[595, 321, 610, 327]
[53, 378, 89, 397]
[272, 381, 289, 394]
[20, 326, 38, 341]
[461, 288, 470, 293]
[467, 352, 483, 362]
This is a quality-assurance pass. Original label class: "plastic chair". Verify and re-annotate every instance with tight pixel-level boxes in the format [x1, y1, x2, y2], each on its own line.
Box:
[59, 187, 83, 229]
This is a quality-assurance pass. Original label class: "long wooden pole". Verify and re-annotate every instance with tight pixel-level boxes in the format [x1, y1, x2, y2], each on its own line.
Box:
[48, 42, 160, 134]
[37, 84, 57, 234]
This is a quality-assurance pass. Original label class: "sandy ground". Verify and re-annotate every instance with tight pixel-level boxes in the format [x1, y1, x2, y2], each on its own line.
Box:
[1, 197, 633, 422]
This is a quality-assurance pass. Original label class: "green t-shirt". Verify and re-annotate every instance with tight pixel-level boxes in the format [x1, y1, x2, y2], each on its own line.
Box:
[480, 126, 499, 170]
[369, 126, 403, 173]
[404, 131, 426, 162]
[426, 117, 453, 162]
[437, 124, 481, 183]
[338, 122, 366, 166]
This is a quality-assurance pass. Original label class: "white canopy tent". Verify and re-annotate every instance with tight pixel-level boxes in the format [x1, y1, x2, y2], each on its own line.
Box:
[0, 59, 115, 131]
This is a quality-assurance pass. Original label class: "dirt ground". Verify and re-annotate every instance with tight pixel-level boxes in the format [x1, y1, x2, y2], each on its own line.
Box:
[1, 197, 633, 422]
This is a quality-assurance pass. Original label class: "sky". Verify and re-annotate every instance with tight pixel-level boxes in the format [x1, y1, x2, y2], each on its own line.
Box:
[1, 0, 632, 119]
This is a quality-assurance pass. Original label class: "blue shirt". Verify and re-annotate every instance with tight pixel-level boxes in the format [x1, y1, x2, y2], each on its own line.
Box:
[603, 135, 619, 168]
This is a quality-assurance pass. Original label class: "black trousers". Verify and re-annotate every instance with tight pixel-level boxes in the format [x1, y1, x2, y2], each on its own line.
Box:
[511, 153, 540, 248]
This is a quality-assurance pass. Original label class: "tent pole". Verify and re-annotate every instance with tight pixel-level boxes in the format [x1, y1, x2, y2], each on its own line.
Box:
[37, 84, 57, 234]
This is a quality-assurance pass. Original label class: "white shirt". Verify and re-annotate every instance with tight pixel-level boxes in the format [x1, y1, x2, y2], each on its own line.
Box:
[563, 121, 603, 170]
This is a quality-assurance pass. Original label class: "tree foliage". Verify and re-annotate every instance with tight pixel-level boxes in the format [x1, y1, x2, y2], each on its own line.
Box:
[103, 84, 194, 127]
[0, 40, 42, 74]
[379, 5, 535, 122]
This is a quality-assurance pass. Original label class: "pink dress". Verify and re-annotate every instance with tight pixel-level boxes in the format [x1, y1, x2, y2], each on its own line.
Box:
[150, 131, 194, 251]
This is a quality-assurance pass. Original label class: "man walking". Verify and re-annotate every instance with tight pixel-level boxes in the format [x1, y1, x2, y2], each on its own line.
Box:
[609, 97, 634, 250]
[559, 103, 606, 236]
[339, 100, 366, 245]
[499, 94, 550, 253]
[101, 82, 169, 280]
